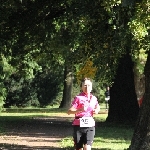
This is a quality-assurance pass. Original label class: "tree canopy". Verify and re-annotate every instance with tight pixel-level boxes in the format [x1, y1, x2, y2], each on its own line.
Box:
[0, 0, 149, 108]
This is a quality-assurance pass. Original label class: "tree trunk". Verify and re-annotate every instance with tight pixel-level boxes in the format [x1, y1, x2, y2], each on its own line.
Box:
[59, 65, 73, 108]
[106, 54, 139, 123]
[129, 50, 150, 150]
[134, 65, 145, 101]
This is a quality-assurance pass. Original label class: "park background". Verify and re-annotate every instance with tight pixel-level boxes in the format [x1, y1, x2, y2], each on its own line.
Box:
[0, 0, 150, 149]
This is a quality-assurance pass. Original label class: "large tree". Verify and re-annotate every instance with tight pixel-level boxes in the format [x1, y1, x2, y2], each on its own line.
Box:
[127, 0, 150, 147]
[129, 50, 150, 149]
[107, 53, 139, 123]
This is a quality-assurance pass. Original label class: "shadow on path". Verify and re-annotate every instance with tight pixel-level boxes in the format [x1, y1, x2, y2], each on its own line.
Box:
[0, 118, 73, 150]
[0, 143, 71, 150]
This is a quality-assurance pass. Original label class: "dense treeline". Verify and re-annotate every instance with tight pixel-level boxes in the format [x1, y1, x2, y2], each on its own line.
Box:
[0, 0, 114, 108]
[4, 65, 64, 107]
[0, 0, 66, 108]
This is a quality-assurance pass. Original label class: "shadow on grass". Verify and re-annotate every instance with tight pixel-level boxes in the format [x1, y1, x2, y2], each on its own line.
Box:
[0, 143, 67, 150]
[95, 121, 134, 140]
[3, 108, 68, 113]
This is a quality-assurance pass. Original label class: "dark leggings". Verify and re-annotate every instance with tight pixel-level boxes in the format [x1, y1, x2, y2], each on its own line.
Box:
[73, 126, 95, 149]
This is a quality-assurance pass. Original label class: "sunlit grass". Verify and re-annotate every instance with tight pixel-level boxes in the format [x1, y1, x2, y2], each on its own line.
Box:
[61, 126, 133, 150]
[0, 112, 68, 117]
[0, 113, 108, 129]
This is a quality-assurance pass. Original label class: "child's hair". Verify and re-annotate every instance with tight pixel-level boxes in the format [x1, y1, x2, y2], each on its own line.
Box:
[80, 77, 92, 87]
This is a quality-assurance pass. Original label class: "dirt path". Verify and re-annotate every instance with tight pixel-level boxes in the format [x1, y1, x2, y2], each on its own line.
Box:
[0, 111, 108, 150]
[0, 117, 74, 150]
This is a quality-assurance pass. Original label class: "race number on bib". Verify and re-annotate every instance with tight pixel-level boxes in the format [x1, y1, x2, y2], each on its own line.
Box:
[79, 117, 95, 127]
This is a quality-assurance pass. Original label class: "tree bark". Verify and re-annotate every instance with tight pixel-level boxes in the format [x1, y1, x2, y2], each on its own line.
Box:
[129, 50, 150, 150]
[134, 64, 145, 101]
[106, 53, 139, 123]
[59, 64, 73, 108]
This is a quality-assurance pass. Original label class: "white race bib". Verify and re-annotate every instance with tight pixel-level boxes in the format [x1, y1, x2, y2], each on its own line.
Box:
[79, 117, 95, 127]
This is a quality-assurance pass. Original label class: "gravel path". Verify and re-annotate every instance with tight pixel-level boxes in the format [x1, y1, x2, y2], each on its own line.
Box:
[0, 117, 73, 150]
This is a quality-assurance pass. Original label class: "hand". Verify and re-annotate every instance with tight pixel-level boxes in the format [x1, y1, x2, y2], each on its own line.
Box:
[93, 109, 99, 114]
[78, 106, 88, 112]
[83, 105, 88, 111]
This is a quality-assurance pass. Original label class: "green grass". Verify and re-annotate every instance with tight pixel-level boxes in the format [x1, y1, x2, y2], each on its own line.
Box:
[3, 107, 67, 113]
[61, 124, 133, 150]
[3, 102, 107, 113]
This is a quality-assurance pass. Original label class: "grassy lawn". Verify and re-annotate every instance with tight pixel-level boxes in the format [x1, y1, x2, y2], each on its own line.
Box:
[59, 109, 132, 150]
[0, 107, 134, 150]
[61, 124, 133, 150]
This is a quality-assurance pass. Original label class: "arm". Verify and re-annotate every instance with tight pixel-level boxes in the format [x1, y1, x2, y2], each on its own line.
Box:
[67, 96, 84, 115]
[93, 104, 100, 114]
[67, 106, 83, 115]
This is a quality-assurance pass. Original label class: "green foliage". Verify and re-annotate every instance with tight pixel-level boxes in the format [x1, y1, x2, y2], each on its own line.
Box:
[22, 51, 42, 80]
[0, 0, 67, 109]
[4, 64, 64, 108]
[132, 48, 148, 74]
[92, 81, 106, 103]
[0, 0, 149, 110]
[128, 0, 150, 75]
[0, 54, 15, 111]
